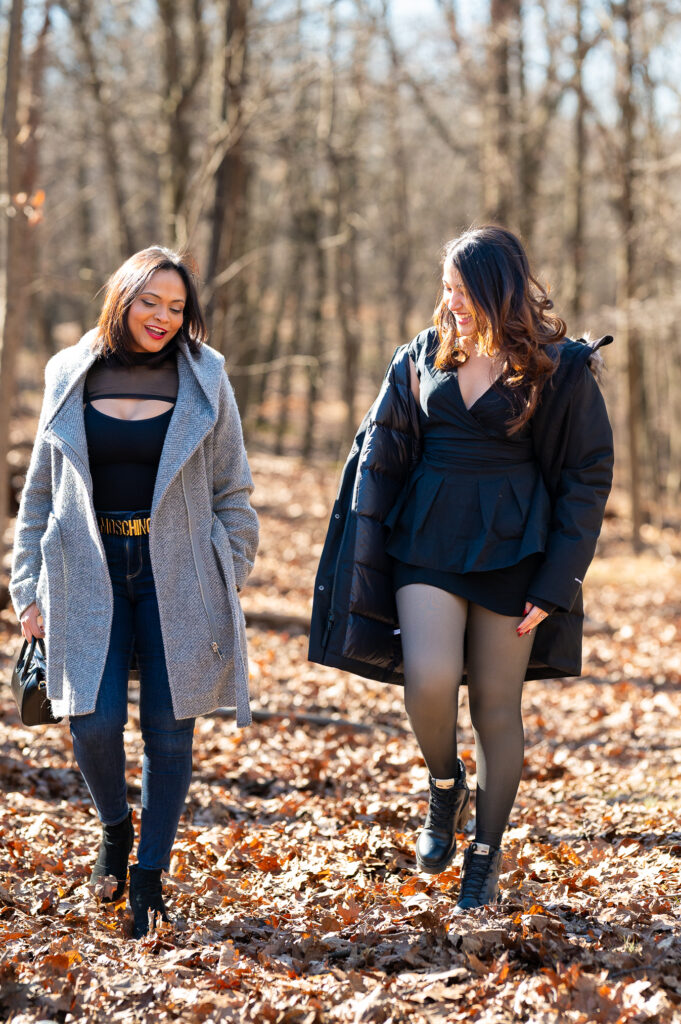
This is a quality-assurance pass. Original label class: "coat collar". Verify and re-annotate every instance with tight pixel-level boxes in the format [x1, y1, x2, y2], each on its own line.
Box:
[44, 331, 226, 510]
[45, 331, 224, 420]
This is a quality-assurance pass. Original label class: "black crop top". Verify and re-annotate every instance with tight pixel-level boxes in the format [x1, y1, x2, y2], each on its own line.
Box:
[84, 347, 178, 512]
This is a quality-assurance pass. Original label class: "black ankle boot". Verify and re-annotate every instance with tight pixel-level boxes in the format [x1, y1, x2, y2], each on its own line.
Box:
[90, 810, 134, 902]
[454, 841, 503, 913]
[415, 760, 470, 875]
[129, 864, 170, 938]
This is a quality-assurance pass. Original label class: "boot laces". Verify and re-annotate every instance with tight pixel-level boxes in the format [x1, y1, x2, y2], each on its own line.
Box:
[428, 778, 459, 831]
[460, 846, 495, 899]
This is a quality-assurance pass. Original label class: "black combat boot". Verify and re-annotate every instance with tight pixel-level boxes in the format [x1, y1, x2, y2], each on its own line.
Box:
[129, 864, 170, 938]
[454, 841, 503, 912]
[90, 810, 134, 902]
[415, 759, 470, 874]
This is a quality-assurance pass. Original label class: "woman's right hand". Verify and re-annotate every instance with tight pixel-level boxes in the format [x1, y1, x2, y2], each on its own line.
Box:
[20, 602, 44, 641]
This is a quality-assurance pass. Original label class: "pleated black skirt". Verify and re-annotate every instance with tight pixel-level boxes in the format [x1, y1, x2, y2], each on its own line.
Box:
[392, 552, 545, 617]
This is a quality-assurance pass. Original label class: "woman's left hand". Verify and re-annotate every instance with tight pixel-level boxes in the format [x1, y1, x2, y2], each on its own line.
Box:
[517, 602, 549, 637]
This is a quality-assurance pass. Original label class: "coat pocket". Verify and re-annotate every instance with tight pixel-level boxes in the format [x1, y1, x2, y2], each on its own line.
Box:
[210, 514, 237, 590]
[38, 512, 66, 697]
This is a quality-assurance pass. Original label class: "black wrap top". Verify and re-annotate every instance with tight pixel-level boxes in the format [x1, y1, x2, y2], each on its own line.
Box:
[384, 333, 552, 574]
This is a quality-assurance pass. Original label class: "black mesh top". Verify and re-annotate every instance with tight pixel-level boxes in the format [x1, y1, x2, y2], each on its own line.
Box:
[85, 347, 178, 403]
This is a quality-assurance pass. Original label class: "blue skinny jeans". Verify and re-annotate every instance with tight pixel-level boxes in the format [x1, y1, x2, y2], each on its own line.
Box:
[69, 524, 195, 871]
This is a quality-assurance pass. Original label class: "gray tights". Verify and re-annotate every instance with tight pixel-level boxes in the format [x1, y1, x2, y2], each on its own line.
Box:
[396, 584, 534, 848]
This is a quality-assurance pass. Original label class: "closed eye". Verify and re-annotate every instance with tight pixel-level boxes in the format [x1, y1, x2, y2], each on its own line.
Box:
[142, 299, 183, 314]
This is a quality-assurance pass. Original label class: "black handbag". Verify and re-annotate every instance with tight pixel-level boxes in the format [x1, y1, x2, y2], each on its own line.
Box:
[10, 638, 62, 726]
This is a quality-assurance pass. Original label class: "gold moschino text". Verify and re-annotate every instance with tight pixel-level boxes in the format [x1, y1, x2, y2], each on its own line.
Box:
[97, 517, 151, 537]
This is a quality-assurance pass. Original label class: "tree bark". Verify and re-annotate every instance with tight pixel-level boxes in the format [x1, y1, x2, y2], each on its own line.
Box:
[385, 41, 411, 348]
[484, 0, 520, 225]
[205, 0, 252, 415]
[565, 0, 587, 321]
[302, 205, 326, 460]
[326, 17, 364, 449]
[156, 0, 206, 247]
[0, 0, 50, 533]
[615, 0, 644, 548]
[60, 0, 136, 259]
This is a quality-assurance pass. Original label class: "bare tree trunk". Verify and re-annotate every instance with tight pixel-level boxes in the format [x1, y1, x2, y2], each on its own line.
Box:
[565, 0, 587, 322]
[205, 0, 252, 415]
[516, 4, 531, 243]
[0, 0, 26, 536]
[61, 0, 136, 259]
[385, 54, 411, 347]
[156, 0, 206, 247]
[0, 0, 49, 535]
[253, 251, 294, 423]
[615, 0, 644, 549]
[516, 1, 562, 250]
[300, 0, 332, 460]
[327, 18, 364, 448]
[667, 345, 681, 497]
[274, 242, 305, 457]
[76, 146, 98, 334]
[484, 0, 519, 225]
[302, 205, 325, 459]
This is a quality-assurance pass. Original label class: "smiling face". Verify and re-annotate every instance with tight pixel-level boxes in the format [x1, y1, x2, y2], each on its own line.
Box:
[442, 259, 479, 340]
[126, 268, 187, 354]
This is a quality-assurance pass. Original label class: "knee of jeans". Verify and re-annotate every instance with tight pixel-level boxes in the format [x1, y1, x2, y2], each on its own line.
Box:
[140, 723, 194, 758]
[70, 713, 126, 751]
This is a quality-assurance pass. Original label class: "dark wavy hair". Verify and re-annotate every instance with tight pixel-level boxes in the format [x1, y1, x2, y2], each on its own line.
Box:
[433, 226, 566, 433]
[92, 246, 207, 362]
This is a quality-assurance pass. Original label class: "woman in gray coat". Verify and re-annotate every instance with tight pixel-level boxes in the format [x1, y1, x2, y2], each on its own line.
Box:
[10, 246, 259, 937]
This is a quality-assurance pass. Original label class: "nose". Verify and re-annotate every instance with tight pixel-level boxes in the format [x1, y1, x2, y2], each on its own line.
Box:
[448, 291, 465, 313]
[154, 307, 170, 324]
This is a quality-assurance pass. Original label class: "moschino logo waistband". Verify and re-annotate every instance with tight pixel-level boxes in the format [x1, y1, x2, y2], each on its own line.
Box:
[97, 516, 151, 536]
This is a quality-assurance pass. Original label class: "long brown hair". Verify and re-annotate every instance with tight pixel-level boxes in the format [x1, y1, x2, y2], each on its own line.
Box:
[93, 246, 208, 362]
[433, 226, 566, 432]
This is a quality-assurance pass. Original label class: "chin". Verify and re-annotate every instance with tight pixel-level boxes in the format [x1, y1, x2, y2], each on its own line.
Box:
[135, 334, 167, 351]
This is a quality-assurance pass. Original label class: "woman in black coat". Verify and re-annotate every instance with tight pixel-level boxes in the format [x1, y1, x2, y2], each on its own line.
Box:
[310, 225, 613, 911]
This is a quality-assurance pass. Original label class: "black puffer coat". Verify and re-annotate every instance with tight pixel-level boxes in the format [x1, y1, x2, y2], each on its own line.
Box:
[308, 331, 614, 684]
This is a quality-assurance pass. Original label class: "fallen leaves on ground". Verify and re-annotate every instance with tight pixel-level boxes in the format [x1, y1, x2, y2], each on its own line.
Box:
[0, 453, 680, 1023]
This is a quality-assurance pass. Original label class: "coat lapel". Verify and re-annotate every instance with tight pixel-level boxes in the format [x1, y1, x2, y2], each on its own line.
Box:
[44, 334, 99, 488]
[151, 342, 223, 514]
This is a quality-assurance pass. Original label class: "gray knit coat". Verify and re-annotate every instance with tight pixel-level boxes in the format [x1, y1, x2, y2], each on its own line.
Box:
[10, 331, 259, 726]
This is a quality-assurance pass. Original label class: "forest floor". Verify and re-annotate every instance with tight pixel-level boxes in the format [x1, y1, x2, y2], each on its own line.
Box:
[1, 452, 680, 1024]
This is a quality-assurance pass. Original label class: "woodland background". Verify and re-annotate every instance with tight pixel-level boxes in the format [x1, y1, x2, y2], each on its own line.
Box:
[1, 0, 681, 1022]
